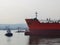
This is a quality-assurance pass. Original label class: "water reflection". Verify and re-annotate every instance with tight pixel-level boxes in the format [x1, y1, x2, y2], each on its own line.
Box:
[7, 37, 12, 42]
[6, 37, 12, 45]
[29, 36, 40, 45]
[28, 36, 60, 45]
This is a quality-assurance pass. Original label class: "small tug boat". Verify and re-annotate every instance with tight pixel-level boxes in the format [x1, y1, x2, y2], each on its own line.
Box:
[16, 27, 22, 33]
[16, 27, 25, 33]
[5, 28, 13, 37]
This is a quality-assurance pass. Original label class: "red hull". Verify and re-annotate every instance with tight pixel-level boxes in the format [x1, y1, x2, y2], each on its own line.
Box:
[25, 19, 60, 30]
[25, 30, 60, 38]
[25, 18, 60, 37]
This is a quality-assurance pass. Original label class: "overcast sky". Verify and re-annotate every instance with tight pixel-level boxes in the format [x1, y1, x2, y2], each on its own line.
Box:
[0, 0, 60, 24]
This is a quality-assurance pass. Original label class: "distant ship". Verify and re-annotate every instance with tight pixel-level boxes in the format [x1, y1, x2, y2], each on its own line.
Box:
[5, 27, 13, 37]
[25, 12, 60, 38]
[16, 27, 25, 33]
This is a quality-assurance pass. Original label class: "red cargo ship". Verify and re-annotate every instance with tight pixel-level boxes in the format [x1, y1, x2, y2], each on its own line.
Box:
[25, 12, 60, 37]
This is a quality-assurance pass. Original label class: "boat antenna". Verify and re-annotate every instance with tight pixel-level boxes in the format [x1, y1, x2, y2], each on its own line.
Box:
[35, 12, 38, 19]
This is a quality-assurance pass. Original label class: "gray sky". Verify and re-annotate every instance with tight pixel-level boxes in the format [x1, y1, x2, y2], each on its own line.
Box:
[0, 0, 60, 24]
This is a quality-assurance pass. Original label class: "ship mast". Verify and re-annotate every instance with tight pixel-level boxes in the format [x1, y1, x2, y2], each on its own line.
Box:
[35, 12, 38, 19]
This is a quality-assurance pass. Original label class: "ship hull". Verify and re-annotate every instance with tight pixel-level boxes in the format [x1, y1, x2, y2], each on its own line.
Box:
[25, 18, 60, 38]
[25, 30, 60, 38]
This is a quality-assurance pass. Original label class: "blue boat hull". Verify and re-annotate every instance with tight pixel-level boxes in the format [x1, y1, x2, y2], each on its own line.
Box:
[5, 33, 13, 37]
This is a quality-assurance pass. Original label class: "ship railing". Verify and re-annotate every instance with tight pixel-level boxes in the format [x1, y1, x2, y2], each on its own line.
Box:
[39, 20, 60, 23]
[33, 17, 60, 23]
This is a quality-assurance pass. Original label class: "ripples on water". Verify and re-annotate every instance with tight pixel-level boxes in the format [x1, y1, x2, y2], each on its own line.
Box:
[0, 30, 60, 45]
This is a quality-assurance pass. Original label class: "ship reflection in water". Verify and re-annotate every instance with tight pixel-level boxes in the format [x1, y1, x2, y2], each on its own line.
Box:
[0, 30, 60, 45]
[29, 36, 60, 45]
[29, 36, 40, 45]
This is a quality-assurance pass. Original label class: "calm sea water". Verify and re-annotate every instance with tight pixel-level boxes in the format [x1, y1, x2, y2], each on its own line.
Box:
[0, 30, 60, 45]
